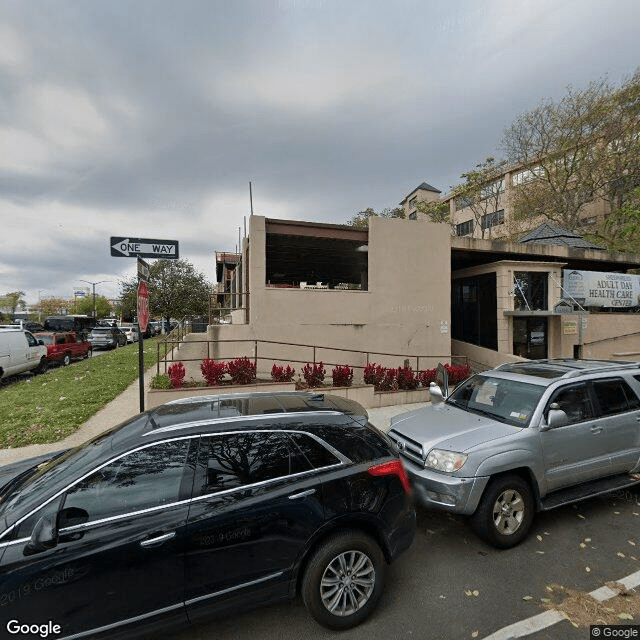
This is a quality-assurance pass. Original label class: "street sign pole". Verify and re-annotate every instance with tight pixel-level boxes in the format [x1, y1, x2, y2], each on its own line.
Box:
[137, 263, 150, 413]
[110, 238, 178, 413]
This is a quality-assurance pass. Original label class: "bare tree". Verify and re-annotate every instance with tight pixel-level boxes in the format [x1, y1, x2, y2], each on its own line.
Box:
[502, 72, 640, 235]
[449, 157, 508, 239]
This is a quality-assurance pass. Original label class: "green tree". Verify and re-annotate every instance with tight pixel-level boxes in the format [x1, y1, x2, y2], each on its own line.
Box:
[0, 291, 26, 319]
[588, 187, 640, 253]
[119, 259, 212, 325]
[38, 297, 68, 317]
[346, 206, 405, 227]
[69, 295, 112, 319]
[415, 199, 452, 227]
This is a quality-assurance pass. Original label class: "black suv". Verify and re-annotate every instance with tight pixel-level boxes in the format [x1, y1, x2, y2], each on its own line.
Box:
[0, 392, 415, 638]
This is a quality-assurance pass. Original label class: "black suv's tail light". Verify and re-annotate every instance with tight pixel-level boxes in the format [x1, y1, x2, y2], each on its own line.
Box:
[367, 459, 412, 495]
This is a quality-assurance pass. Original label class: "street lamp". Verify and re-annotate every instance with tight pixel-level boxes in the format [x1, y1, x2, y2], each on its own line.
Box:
[78, 280, 112, 318]
[37, 290, 46, 322]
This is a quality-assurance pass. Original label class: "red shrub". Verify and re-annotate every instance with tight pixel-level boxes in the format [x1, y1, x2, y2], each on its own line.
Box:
[445, 363, 471, 385]
[302, 362, 326, 388]
[363, 363, 385, 387]
[168, 362, 186, 389]
[271, 364, 296, 382]
[331, 365, 353, 387]
[378, 367, 399, 391]
[226, 357, 257, 384]
[200, 359, 226, 386]
[397, 365, 419, 390]
[418, 368, 437, 386]
[363, 363, 399, 391]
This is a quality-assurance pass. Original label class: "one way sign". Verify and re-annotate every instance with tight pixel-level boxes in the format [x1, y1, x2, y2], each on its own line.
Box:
[110, 237, 179, 259]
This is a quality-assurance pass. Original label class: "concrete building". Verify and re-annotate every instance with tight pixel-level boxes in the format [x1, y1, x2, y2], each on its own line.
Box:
[208, 215, 640, 376]
[402, 165, 611, 241]
[399, 182, 442, 220]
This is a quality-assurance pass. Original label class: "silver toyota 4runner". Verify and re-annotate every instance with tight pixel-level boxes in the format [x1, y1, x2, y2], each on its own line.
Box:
[388, 359, 640, 548]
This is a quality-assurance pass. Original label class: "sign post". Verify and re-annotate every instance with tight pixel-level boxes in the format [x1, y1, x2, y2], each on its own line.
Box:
[136, 276, 150, 412]
[111, 239, 178, 414]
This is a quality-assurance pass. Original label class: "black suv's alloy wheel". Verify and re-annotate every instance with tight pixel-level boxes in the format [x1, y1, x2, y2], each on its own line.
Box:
[302, 530, 386, 630]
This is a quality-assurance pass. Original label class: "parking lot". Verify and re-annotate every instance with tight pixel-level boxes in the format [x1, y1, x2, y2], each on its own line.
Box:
[168, 488, 639, 640]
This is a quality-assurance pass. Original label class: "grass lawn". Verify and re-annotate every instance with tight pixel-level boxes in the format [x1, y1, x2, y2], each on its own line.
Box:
[0, 338, 161, 448]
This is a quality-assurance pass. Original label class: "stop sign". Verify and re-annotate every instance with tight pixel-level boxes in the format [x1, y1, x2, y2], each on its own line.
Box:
[137, 281, 150, 333]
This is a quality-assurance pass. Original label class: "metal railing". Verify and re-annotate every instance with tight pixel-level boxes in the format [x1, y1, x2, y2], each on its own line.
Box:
[156, 335, 466, 377]
[209, 292, 249, 325]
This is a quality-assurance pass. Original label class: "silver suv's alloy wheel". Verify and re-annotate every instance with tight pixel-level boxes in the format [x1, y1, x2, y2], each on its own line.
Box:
[492, 489, 525, 534]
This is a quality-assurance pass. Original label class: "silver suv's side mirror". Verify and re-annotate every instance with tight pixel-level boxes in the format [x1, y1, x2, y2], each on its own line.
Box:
[429, 382, 445, 404]
[542, 402, 569, 430]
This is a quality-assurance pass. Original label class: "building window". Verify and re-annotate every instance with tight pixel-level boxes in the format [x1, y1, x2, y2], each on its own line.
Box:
[513, 272, 548, 311]
[408, 196, 417, 208]
[480, 179, 504, 200]
[512, 166, 542, 186]
[409, 211, 417, 220]
[480, 209, 504, 230]
[455, 196, 474, 211]
[456, 220, 474, 236]
[452, 273, 498, 351]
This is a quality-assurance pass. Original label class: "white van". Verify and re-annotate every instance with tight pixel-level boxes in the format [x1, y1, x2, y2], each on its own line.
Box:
[0, 327, 48, 381]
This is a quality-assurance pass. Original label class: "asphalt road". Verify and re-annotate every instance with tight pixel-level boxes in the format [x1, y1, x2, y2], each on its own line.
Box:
[166, 486, 640, 640]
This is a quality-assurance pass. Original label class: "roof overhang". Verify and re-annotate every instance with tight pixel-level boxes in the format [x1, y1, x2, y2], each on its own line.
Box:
[451, 236, 640, 273]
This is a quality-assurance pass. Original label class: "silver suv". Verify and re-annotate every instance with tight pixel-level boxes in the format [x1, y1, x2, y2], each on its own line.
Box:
[388, 359, 640, 548]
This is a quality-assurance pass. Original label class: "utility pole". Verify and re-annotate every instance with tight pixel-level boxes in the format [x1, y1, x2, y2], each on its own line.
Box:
[78, 280, 111, 317]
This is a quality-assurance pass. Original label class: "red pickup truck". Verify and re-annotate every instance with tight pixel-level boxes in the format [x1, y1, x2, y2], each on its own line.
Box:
[34, 332, 92, 367]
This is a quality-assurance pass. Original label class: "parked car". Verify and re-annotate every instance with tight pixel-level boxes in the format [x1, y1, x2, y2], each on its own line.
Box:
[0, 327, 47, 381]
[34, 331, 92, 366]
[148, 321, 163, 336]
[387, 359, 640, 548]
[43, 315, 97, 339]
[87, 326, 128, 350]
[0, 392, 414, 637]
[12, 319, 45, 333]
[118, 325, 139, 343]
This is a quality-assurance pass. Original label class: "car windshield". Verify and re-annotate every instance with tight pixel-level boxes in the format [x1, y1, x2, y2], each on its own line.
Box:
[35, 335, 54, 344]
[446, 374, 546, 427]
[91, 328, 110, 334]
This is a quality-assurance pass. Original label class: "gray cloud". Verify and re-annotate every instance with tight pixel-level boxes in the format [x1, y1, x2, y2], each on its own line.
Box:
[1, 0, 639, 304]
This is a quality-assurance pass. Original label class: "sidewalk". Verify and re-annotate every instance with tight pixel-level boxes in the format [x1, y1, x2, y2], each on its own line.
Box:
[0, 374, 427, 467]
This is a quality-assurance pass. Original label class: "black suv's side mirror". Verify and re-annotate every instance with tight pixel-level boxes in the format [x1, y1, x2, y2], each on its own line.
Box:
[24, 513, 58, 556]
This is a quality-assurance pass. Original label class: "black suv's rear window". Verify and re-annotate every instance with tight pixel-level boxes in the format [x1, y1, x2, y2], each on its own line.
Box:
[306, 422, 391, 463]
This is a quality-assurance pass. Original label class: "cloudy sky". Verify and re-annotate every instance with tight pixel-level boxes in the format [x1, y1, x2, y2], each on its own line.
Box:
[1, 0, 639, 306]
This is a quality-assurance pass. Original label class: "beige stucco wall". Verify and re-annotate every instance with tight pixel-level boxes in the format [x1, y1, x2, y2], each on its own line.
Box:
[208, 216, 451, 377]
[581, 314, 640, 361]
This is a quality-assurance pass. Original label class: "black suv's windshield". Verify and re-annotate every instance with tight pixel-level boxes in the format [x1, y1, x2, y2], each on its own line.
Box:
[446, 374, 546, 427]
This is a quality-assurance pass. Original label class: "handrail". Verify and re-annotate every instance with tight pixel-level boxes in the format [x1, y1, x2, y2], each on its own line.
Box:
[156, 335, 465, 377]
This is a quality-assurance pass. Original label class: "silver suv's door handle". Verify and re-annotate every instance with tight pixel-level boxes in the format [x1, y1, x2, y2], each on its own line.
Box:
[140, 531, 176, 548]
[288, 489, 316, 500]
[590, 426, 603, 434]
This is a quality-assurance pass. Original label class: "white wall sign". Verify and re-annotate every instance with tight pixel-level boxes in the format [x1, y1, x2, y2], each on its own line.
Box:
[563, 269, 640, 308]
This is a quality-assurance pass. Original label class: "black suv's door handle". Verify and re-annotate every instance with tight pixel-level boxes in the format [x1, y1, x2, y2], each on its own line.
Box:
[140, 531, 176, 548]
[288, 489, 316, 500]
